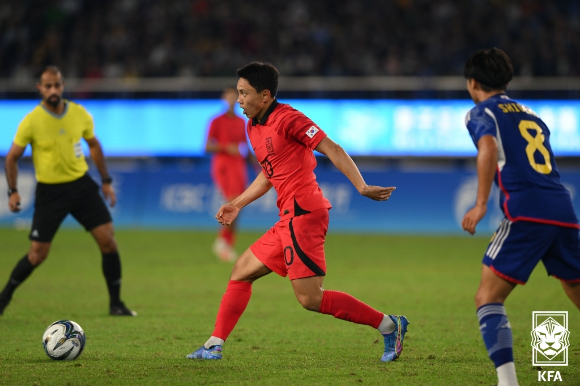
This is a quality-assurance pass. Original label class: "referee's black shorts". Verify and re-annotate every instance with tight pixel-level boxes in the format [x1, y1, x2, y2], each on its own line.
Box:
[30, 173, 112, 243]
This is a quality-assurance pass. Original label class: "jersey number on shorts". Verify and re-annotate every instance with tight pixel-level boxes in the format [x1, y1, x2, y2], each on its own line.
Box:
[518, 120, 552, 175]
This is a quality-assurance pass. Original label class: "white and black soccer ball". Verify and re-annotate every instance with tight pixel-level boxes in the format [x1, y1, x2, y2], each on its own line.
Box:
[42, 320, 86, 360]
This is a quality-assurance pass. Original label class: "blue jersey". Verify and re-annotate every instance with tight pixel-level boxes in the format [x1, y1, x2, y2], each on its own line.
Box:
[465, 94, 579, 228]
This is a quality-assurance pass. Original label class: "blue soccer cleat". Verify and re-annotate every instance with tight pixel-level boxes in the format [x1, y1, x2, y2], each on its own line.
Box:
[381, 315, 409, 362]
[186, 345, 222, 360]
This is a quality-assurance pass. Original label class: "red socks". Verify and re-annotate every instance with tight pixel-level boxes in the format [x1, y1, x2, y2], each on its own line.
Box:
[319, 290, 383, 329]
[219, 226, 235, 246]
[211, 284, 381, 341]
[212, 280, 252, 341]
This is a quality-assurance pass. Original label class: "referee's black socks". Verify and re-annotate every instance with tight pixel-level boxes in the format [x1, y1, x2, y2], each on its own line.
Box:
[0, 254, 36, 303]
[102, 252, 122, 306]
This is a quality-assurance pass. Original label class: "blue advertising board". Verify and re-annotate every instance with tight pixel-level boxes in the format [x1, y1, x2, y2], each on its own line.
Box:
[2, 99, 580, 157]
[1, 162, 579, 235]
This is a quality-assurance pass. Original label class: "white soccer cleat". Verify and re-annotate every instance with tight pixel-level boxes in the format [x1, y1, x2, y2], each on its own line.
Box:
[212, 238, 237, 262]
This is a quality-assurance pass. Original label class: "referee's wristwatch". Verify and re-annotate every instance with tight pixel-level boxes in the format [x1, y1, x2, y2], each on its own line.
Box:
[7, 187, 18, 197]
[102, 176, 113, 184]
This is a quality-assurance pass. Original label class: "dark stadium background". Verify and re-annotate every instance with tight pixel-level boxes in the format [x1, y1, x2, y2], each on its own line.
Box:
[1, 0, 579, 234]
[1, 2, 580, 385]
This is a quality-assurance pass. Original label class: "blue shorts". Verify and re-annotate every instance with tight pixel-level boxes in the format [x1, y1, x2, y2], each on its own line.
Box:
[483, 218, 580, 284]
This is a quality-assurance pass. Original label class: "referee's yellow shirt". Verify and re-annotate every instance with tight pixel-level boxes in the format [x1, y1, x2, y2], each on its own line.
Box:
[14, 100, 95, 184]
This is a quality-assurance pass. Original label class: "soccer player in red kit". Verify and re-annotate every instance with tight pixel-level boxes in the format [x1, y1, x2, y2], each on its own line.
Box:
[206, 87, 249, 262]
[187, 62, 409, 362]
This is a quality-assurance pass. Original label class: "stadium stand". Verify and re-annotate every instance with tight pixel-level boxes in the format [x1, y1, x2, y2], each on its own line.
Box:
[1, 0, 579, 80]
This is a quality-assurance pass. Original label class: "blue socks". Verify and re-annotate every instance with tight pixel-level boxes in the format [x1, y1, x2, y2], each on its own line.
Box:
[477, 303, 514, 368]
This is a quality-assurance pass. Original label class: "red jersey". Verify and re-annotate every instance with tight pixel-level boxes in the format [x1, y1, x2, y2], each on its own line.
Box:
[247, 100, 331, 219]
[207, 113, 247, 175]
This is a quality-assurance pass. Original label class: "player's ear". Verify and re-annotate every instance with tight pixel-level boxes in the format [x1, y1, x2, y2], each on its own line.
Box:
[262, 90, 271, 101]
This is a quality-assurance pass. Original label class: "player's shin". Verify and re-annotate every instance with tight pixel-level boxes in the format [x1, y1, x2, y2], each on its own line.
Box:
[477, 303, 519, 386]
[0, 254, 36, 313]
[102, 252, 122, 306]
[208, 280, 252, 346]
[318, 290, 383, 328]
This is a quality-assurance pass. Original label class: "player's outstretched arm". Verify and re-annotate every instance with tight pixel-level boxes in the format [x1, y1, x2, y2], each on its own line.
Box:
[5, 143, 25, 212]
[462, 135, 498, 235]
[216, 172, 272, 226]
[315, 137, 395, 201]
[86, 136, 116, 207]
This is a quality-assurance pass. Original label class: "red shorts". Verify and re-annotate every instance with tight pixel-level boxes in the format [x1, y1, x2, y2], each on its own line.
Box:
[250, 209, 329, 280]
[212, 163, 247, 199]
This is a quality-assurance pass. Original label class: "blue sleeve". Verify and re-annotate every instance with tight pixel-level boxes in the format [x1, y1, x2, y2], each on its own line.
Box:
[465, 106, 497, 146]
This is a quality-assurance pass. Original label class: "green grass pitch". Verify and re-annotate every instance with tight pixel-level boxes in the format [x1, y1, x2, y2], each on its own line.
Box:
[0, 228, 578, 385]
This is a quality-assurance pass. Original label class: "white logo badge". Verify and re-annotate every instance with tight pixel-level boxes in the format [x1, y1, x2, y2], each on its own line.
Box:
[74, 141, 83, 158]
[531, 311, 569, 366]
[305, 126, 319, 138]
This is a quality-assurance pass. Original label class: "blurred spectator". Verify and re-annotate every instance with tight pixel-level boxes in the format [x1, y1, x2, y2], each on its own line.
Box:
[0, 0, 579, 79]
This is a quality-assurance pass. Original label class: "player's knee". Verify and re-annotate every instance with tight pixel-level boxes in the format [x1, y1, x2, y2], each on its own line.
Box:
[474, 287, 489, 307]
[296, 293, 322, 312]
[474, 292, 484, 308]
[474, 288, 502, 308]
[561, 281, 580, 308]
[229, 267, 259, 283]
[99, 237, 118, 254]
[28, 253, 47, 266]
[28, 247, 50, 266]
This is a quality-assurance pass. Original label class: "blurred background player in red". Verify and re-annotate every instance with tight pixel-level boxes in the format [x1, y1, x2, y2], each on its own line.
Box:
[205, 87, 249, 262]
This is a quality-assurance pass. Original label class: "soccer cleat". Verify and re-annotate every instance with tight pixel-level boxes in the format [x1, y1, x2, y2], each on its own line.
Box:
[212, 238, 237, 262]
[186, 345, 222, 360]
[381, 315, 409, 362]
[226, 248, 238, 263]
[109, 302, 137, 316]
[0, 295, 11, 316]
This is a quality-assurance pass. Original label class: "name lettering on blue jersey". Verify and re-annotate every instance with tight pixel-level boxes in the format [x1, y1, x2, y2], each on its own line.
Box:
[498, 103, 539, 118]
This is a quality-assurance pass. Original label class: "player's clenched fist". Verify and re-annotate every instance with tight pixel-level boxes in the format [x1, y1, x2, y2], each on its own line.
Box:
[102, 184, 117, 207]
[215, 203, 240, 226]
[8, 192, 21, 212]
[360, 185, 396, 201]
[461, 204, 487, 235]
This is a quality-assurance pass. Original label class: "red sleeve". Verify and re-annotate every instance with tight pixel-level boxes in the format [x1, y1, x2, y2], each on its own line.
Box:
[282, 110, 327, 150]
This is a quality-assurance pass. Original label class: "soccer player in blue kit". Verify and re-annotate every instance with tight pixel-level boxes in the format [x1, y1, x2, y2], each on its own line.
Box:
[462, 48, 580, 386]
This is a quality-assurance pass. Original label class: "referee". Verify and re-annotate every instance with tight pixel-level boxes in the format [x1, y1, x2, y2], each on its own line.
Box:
[0, 66, 136, 316]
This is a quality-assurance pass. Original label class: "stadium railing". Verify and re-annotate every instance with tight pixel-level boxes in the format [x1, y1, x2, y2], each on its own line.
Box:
[1, 76, 580, 93]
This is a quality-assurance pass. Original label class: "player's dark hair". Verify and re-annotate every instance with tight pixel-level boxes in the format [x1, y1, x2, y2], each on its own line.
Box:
[236, 62, 279, 97]
[464, 48, 513, 91]
[38, 65, 63, 81]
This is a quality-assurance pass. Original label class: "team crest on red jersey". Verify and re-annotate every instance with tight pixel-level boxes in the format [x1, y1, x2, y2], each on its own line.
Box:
[266, 137, 275, 154]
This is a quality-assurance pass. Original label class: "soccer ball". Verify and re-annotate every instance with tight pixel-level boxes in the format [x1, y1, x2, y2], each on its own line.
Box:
[42, 320, 86, 360]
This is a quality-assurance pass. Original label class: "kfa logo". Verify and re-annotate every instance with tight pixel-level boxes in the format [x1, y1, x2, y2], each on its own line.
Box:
[266, 137, 275, 154]
[531, 311, 569, 366]
[532, 311, 569, 382]
[537, 371, 562, 382]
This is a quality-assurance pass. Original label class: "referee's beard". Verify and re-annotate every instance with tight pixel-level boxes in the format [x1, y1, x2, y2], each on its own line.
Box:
[45, 95, 61, 108]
